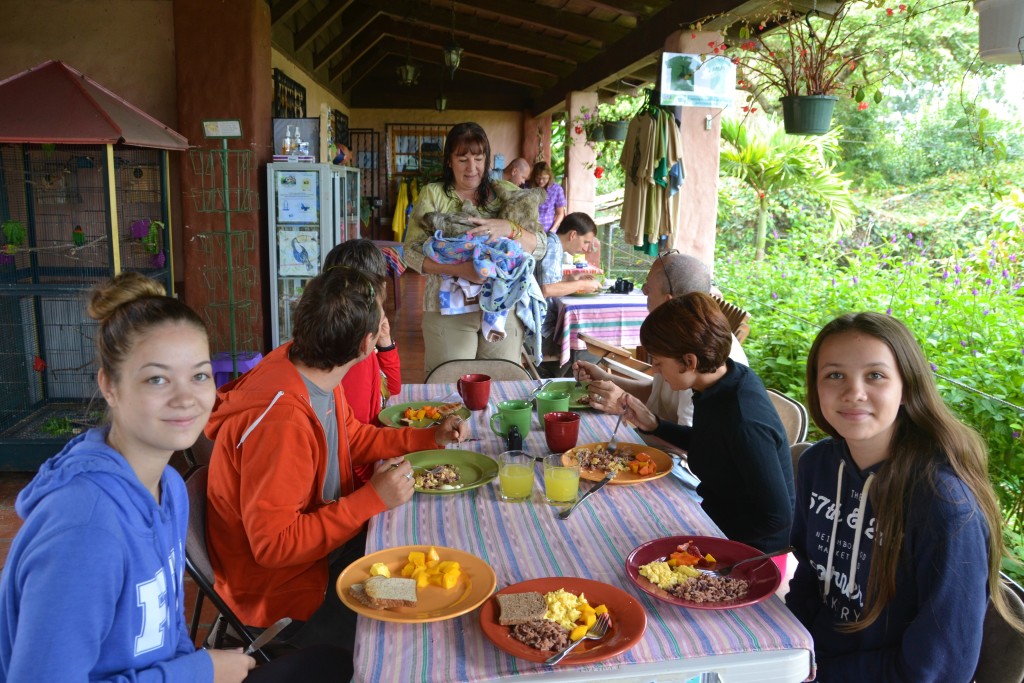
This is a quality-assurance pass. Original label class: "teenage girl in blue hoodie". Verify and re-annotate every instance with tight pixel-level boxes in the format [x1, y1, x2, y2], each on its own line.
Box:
[787, 312, 1023, 682]
[0, 273, 255, 682]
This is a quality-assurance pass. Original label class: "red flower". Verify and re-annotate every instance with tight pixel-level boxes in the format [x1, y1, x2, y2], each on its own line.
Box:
[899, 3, 907, 10]
[574, 125, 583, 135]
[594, 166, 604, 179]
[691, 32, 697, 39]
[708, 41, 716, 48]
[858, 101, 869, 111]
[886, 7, 894, 15]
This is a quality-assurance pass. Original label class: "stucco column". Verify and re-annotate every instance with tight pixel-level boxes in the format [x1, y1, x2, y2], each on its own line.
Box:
[663, 30, 723, 270]
[563, 91, 598, 218]
[173, 0, 272, 353]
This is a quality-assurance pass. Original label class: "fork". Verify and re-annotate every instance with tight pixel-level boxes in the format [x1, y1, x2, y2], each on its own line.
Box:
[544, 612, 611, 666]
[558, 470, 616, 520]
[605, 412, 625, 454]
[700, 546, 794, 578]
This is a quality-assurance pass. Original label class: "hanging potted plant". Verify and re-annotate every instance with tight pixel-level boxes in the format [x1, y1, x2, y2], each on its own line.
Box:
[697, 1, 904, 135]
[975, 0, 1024, 64]
[602, 118, 629, 141]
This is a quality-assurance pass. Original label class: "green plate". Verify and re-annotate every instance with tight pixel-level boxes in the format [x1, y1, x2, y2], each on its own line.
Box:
[379, 401, 471, 428]
[406, 449, 499, 495]
[541, 379, 592, 410]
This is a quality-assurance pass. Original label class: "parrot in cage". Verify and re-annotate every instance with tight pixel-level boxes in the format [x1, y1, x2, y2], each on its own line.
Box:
[72, 225, 85, 246]
[292, 237, 314, 272]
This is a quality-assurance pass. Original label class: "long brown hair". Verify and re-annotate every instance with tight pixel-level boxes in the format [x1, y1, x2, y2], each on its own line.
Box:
[441, 122, 494, 208]
[806, 312, 1023, 633]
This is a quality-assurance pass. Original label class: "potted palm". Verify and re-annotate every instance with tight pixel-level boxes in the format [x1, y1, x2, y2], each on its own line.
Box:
[697, 1, 902, 134]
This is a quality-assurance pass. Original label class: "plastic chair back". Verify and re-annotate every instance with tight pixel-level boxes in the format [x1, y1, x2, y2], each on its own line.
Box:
[425, 358, 534, 384]
[766, 389, 809, 445]
[973, 575, 1024, 683]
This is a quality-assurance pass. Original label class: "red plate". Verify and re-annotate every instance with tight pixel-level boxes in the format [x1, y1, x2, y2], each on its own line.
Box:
[478, 577, 647, 665]
[625, 535, 781, 610]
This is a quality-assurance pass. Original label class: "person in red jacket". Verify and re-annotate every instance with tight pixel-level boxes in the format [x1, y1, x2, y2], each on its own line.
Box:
[204, 266, 466, 653]
[323, 239, 401, 485]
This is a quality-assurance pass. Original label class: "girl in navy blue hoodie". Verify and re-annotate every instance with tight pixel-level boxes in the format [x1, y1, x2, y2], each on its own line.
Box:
[787, 312, 1023, 682]
[0, 273, 255, 682]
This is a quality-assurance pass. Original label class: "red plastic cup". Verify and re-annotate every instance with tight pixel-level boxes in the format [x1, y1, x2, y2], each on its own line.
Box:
[457, 373, 491, 411]
[544, 411, 581, 453]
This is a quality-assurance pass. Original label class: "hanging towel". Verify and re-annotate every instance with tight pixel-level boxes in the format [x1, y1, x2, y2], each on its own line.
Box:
[423, 231, 547, 361]
[392, 181, 409, 241]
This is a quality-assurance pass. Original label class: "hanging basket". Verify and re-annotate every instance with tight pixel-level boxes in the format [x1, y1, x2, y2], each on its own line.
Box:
[602, 120, 629, 141]
[780, 95, 838, 135]
[586, 125, 605, 142]
[976, 0, 1024, 65]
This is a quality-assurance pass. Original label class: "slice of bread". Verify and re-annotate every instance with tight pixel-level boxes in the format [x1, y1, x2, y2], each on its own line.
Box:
[497, 591, 547, 626]
[364, 575, 417, 607]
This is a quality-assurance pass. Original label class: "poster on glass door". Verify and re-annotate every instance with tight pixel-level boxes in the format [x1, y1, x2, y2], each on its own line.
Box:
[274, 169, 319, 224]
[277, 230, 319, 276]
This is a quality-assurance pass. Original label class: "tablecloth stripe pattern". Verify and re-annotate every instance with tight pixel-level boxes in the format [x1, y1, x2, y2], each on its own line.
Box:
[555, 293, 649, 365]
[355, 381, 813, 682]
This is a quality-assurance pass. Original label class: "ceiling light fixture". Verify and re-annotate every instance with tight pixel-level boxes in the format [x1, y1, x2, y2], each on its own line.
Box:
[442, 3, 463, 77]
[397, 40, 420, 87]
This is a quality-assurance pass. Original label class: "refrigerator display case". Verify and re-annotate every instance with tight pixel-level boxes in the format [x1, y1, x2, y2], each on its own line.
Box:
[266, 162, 360, 347]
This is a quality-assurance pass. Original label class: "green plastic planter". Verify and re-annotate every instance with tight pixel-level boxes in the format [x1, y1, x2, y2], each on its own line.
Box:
[586, 125, 605, 142]
[780, 95, 838, 135]
[602, 120, 628, 141]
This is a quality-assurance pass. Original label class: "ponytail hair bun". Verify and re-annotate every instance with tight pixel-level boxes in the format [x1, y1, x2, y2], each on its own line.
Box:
[87, 272, 166, 323]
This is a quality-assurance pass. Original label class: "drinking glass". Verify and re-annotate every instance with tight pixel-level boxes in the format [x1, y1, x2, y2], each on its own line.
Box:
[543, 453, 580, 505]
[498, 450, 534, 502]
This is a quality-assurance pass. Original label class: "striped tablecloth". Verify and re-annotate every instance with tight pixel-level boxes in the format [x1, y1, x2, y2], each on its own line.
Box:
[555, 293, 649, 366]
[354, 381, 814, 683]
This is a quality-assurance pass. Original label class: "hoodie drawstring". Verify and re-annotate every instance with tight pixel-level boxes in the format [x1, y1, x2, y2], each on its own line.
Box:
[237, 391, 286, 448]
[823, 458, 875, 599]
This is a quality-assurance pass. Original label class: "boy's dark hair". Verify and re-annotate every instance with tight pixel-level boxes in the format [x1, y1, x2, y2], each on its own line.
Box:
[323, 239, 388, 280]
[556, 212, 597, 236]
[289, 267, 384, 370]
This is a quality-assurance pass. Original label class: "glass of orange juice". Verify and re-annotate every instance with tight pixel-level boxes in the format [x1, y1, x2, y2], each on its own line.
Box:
[543, 454, 580, 505]
[498, 451, 534, 502]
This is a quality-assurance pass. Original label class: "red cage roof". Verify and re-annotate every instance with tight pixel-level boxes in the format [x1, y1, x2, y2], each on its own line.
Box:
[0, 60, 188, 150]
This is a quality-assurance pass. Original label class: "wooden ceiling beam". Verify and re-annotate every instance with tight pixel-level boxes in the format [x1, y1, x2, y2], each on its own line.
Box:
[312, 3, 382, 70]
[577, 0, 669, 17]
[374, 0, 597, 63]
[453, 0, 628, 44]
[271, 0, 307, 26]
[295, 0, 353, 52]
[329, 17, 388, 82]
[534, 0, 741, 114]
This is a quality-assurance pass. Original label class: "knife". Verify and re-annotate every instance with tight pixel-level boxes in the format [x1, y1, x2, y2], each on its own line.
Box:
[558, 470, 616, 520]
[243, 617, 292, 655]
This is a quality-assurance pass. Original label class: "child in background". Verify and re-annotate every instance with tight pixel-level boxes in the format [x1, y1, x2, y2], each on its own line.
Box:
[788, 312, 1023, 681]
[0, 272, 254, 682]
[323, 239, 402, 485]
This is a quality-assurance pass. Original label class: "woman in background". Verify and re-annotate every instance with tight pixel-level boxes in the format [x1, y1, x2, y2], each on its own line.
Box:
[404, 121, 545, 375]
[787, 312, 1023, 681]
[527, 161, 566, 233]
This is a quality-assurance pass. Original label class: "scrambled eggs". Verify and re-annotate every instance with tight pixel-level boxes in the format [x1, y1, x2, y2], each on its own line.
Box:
[544, 589, 587, 630]
[638, 560, 700, 590]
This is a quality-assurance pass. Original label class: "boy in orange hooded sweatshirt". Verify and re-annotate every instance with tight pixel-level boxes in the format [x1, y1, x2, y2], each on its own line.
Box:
[204, 267, 466, 651]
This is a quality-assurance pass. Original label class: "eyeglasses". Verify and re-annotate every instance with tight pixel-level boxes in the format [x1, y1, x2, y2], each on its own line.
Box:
[657, 248, 680, 298]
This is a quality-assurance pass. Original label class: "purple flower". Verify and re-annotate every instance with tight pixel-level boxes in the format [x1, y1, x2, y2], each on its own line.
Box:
[955, 278, 961, 286]
[891, 235, 898, 244]
[985, 278, 992, 286]
[852, 276, 859, 285]
[983, 309, 989, 315]
[886, 307, 892, 315]
[1003, 269, 1010, 279]
[908, 233, 914, 240]
[831, 277, 836, 287]
[930, 363, 938, 372]
[1014, 431, 1021, 439]
[915, 240, 922, 247]
[1011, 254, 1018, 263]
[955, 264, 962, 274]
[1014, 282, 1022, 291]
[973, 350, 979, 357]
[972, 287, 978, 296]
[771, 292, 778, 300]
[772, 229, 779, 238]
[942, 270, 949, 280]
[960, 340, 968, 348]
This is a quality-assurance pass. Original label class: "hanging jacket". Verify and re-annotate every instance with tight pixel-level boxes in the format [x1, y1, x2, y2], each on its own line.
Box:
[786, 438, 989, 682]
[203, 343, 438, 626]
[0, 428, 211, 682]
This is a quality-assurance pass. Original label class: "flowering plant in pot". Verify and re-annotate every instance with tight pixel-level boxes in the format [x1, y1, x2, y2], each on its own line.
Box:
[696, 1, 908, 134]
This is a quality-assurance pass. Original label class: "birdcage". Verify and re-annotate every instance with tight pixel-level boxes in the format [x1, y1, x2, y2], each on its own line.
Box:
[0, 60, 188, 469]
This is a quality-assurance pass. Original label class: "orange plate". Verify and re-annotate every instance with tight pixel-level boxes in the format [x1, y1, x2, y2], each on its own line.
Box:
[479, 577, 647, 665]
[562, 442, 673, 486]
[336, 545, 496, 624]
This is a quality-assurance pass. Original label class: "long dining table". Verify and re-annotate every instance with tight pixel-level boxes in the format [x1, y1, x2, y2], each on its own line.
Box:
[353, 380, 814, 683]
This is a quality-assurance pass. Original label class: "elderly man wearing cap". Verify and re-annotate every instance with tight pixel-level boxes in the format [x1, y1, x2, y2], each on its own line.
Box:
[574, 251, 748, 426]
